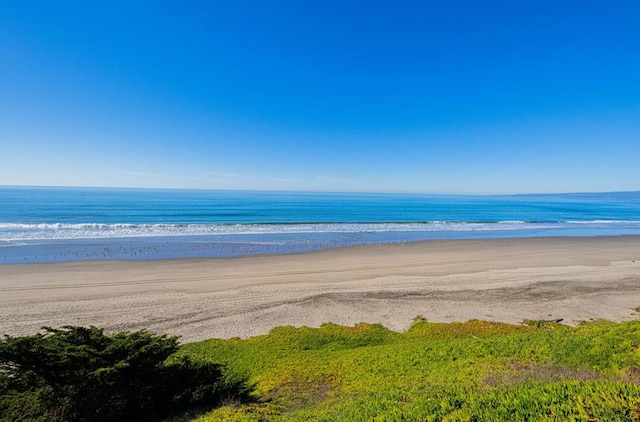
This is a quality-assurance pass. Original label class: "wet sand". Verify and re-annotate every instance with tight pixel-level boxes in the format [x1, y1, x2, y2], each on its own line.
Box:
[1, 236, 640, 342]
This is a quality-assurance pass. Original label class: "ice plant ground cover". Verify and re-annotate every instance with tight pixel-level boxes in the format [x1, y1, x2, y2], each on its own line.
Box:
[174, 318, 640, 421]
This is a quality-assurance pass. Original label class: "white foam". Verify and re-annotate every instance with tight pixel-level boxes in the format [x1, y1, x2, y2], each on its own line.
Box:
[2, 220, 640, 242]
[0, 220, 607, 241]
[565, 220, 639, 225]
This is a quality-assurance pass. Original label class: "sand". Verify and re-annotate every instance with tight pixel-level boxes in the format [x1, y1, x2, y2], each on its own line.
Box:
[1, 236, 640, 343]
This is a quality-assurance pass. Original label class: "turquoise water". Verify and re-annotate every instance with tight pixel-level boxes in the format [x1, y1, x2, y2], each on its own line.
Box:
[1, 186, 639, 263]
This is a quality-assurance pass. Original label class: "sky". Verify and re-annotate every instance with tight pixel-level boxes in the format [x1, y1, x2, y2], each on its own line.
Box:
[1, 1, 639, 194]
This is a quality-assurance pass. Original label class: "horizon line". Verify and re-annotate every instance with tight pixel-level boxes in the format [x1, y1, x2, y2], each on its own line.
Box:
[1, 183, 638, 198]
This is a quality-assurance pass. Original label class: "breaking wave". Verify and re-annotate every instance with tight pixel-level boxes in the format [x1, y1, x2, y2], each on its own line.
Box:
[2, 220, 639, 242]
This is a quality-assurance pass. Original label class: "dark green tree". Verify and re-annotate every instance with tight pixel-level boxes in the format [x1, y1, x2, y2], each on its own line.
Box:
[0, 326, 250, 422]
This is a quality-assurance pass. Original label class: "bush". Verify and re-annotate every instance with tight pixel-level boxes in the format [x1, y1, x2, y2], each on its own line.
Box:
[0, 326, 250, 422]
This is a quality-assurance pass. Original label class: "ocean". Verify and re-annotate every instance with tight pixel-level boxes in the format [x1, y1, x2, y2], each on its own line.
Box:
[1, 186, 640, 264]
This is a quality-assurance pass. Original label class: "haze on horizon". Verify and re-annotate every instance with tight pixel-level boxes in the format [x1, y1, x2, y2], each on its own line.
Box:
[1, 1, 639, 195]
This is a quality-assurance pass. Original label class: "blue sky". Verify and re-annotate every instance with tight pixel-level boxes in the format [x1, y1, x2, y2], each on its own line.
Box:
[1, 1, 639, 194]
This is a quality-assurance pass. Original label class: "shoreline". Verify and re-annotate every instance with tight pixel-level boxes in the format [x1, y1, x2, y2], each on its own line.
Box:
[4, 226, 640, 265]
[2, 236, 640, 342]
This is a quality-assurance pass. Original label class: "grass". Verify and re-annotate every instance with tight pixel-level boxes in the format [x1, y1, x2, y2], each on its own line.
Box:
[173, 318, 640, 421]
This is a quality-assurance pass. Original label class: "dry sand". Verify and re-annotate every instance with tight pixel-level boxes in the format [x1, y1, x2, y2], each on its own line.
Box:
[1, 236, 640, 343]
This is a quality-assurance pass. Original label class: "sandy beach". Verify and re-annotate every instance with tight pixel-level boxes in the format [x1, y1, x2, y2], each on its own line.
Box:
[1, 236, 640, 343]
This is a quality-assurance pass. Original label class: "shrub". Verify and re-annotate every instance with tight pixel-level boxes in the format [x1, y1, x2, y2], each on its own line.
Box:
[0, 326, 250, 422]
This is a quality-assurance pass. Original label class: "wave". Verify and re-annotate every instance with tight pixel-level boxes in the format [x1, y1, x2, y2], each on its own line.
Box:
[2, 220, 640, 242]
[565, 220, 640, 224]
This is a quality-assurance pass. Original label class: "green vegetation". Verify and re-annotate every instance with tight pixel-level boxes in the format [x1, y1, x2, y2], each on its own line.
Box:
[0, 326, 250, 422]
[177, 319, 640, 421]
[4, 319, 640, 421]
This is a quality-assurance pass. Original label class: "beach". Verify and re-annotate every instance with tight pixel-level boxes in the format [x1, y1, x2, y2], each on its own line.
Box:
[1, 236, 640, 343]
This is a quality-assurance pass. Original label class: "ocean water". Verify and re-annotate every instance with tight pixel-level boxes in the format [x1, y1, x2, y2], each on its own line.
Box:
[1, 186, 640, 264]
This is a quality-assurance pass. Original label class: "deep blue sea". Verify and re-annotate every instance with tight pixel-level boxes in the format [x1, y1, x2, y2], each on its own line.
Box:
[1, 186, 640, 264]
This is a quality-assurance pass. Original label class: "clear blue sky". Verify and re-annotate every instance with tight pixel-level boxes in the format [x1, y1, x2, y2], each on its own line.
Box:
[1, 1, 639, 194]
